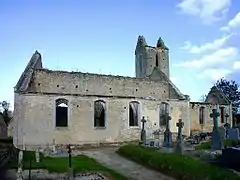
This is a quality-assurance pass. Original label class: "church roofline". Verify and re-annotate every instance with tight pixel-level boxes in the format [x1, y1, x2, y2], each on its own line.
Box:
[34, 68, 170, 83]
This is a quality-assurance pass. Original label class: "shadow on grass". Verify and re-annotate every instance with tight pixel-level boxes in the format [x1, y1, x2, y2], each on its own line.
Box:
[9, 151, 128, 180]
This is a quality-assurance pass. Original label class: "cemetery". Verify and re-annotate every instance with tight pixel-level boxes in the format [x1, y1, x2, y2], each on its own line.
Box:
[1, 101, 240, 179]
[117, 106, 240, 180]
[2, 144, 128, 180]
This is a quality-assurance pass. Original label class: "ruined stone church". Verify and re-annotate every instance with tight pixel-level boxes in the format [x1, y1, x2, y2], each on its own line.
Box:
[13, 36, 232, 150]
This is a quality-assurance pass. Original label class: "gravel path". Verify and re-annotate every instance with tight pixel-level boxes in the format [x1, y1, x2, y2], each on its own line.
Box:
[79, 148, 175, 180]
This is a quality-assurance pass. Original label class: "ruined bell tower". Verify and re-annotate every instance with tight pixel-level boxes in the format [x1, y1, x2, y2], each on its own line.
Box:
[135, 36, 170, 79]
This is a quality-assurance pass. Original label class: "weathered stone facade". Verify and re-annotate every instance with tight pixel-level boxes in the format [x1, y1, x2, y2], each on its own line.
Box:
[13, 36, 231, 150]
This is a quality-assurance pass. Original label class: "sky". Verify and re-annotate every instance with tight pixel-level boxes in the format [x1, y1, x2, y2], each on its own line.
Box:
[0, 0, 240, 110]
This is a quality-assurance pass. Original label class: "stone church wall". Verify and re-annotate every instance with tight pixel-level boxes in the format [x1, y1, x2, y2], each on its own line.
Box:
[13, 93, 189, 150]
[189, 102, 232, 134]
[28, 69, 170, 100]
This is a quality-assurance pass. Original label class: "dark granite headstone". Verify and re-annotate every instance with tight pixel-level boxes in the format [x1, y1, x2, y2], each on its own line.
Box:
[210, 108, 223, 150]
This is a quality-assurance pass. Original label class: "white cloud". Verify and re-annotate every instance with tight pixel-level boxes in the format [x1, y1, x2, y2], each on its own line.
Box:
[233, 61, 240, 69]
[176, 47, 238, 68]
[170, 77, 177, 84]
[177, 0, 231, 24]
[181, 34, 232, 54]
[197, 68, 232, 80]
[221, 12, 240, 31]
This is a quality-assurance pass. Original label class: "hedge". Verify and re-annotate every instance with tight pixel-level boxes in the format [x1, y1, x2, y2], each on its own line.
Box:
[0, 137, 13, 143]
[195, 140, 240, 150]
[117, 145, 239, 180]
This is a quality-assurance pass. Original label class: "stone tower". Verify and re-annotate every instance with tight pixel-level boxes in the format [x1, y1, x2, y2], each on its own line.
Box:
[135, 36, 169, 78]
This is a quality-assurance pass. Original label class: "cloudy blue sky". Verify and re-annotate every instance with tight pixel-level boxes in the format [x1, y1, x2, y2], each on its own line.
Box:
[0, 0, 240, 110]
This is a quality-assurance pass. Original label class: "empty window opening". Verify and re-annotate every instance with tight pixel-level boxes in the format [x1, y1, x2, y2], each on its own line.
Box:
[199, 106, 205, 125]
[159, 102, 169, 126]
[75, 85, 78, 88]
[129, 101, 140, 126]
[220, 107, 225, 123]
[57, 85, 59, 87]
[94, 100, 106, 128]
[156, 54, 159, 67]
[55, 98, 68, 127]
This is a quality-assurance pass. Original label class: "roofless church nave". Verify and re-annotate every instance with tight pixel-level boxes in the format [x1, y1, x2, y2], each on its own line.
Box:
[13, 36, 231, 149]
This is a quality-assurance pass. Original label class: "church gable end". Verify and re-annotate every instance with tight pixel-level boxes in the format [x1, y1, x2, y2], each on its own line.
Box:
[148, 67, 187, 100]
[14, 51, 43, 93]
[205, 86, 231, 105]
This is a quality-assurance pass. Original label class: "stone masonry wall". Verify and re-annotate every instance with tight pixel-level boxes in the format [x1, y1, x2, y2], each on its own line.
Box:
[13, 93, 189, 150]
[29, 69, 170, 100]
[189, 102, 232, 133]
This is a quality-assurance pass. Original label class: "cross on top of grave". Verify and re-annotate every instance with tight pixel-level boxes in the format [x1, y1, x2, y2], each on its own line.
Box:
[210, 108, 220, 130]
[164, 113, 171, 129]
[164, 113, 171, 121]
[210, 109, 220, 118]
[176, 119, 184, 144]
[141, 116, 146, 129]
[176, 119, 184, 128]
[225, 113, 230, 124]
[141, 116, 146, 123]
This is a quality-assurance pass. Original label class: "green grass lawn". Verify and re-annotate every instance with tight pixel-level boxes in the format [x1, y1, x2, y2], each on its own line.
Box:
[195, 139, 240, 150]
[117, 144, 240, 180]
[9, 151, 127, 180]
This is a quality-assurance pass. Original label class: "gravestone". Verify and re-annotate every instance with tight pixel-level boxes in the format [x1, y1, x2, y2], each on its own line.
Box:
[67, 144, 74, 180]
[175, 119, 184, 154]
[35, 149, 40, 163]
[17, 150, 23, 180]
[228, 128, 240, 141]
[223, 122, 231, 139]
[210, 108, 223, 150]
[145, 118, 154, 139]
[52, 139, 57, 154]
[163, 113, 172, 147]
[140, 116, 146, 144]
[218, 126, 226, 141]
[219, 147, 240, 170]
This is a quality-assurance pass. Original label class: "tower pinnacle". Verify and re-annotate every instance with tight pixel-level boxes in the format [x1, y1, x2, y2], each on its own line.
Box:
[156, 37, 168, 50]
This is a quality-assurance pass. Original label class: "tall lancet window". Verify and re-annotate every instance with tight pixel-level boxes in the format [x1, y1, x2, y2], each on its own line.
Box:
[129, 101, 140, 126]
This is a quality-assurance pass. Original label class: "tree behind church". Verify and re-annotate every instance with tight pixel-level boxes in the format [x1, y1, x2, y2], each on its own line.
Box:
[215, 78, 240, 115]
[0, 101, 12, 126]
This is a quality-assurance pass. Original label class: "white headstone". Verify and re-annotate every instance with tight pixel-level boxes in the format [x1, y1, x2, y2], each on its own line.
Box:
[35, 149, 40, 163]
[228, 128, 240, 141]
[52, 139, 57, 153]
[145, 119, 153, 139]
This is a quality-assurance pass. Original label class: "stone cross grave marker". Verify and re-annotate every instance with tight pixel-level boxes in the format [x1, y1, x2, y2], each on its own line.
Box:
[176, 119, 184, 143]
[163, 113, 173, 147]
[223, 123, 231, 139]
[67, 144, 74, 180]
[210, 108, 223, 150]
[228, 128, 240, 141]
[175, 119, 184, 154]
[140, 116, 147, 144]
[224, 113, 230, 139]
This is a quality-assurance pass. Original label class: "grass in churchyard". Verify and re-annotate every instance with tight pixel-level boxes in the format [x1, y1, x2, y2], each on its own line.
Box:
[195, 139, 240, 150]
[9, 151, 127, 180]
[117, 144, 240, 180]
